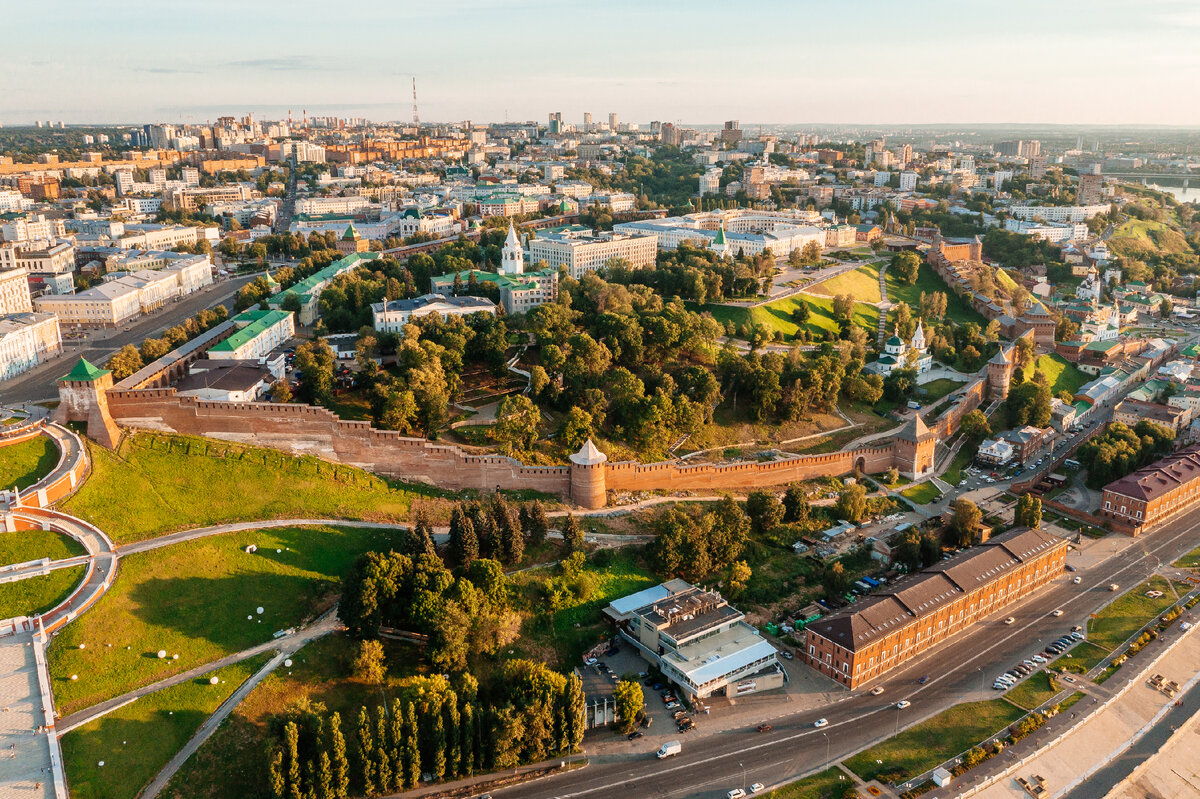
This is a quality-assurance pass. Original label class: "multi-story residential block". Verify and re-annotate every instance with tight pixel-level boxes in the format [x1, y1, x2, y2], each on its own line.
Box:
[1077, 172, 1104, 206]
[899, 171, 918, 192]
[34, 256, 211, 327]
[1008, 204, 1110, 222]
[0, 267, 34, 315]
[802, 527, 1067, 687]
[294, 196, 374, 216]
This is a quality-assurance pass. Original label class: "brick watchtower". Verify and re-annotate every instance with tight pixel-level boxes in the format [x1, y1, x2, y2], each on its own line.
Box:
[893, 415, 936, 480]
[53, 357, 121, 448]
[987, 346, 1015, 400]
[569, 439, 608, 509]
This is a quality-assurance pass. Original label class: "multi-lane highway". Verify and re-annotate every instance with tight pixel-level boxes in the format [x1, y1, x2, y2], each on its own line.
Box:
[0, 273, 254, 405]
[492, 511, 1200, 799]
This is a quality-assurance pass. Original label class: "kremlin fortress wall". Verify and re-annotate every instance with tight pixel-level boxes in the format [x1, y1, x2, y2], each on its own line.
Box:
[53, 358, 1002, 509]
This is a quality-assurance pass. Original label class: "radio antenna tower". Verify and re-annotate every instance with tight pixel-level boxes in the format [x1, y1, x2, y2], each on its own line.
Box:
[412, 78, 420, 126]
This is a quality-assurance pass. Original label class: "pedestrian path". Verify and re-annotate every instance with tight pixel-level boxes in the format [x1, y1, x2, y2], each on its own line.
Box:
[0, 629, 58, 799]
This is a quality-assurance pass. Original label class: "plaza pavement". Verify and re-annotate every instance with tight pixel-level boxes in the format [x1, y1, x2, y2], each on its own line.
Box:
[0, 630, 57, 799]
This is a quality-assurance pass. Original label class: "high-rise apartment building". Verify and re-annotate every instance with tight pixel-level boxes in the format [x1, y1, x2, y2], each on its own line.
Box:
[1077, 172, 1103, 206]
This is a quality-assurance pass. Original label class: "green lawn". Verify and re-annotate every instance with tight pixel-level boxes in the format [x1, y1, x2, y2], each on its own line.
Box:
[61, 654, 271, 799]
[943, 445, 976, 487]
[1049, 641, 1109, 675]
[763, 767, 852, 798]
[696, 293, 880, 340]
[884, 262, 984, 326]
[1005, 670, 1061, 710]
[899, 482, 942, 505]
[47, 524, 396, 716]
[0, 529, 86, 566]
[1173, 545, 1200, 569]
[844, 699, 1023, 783]
[0, 435, 58, 492]
[61, 432, 424, 543]
[807, 264, 882, 303]
[1033, 353, 1089, 397]
[0, 565, 86, 619]
[1087, 576, 1182, 651]
[1109, 219, 1190, 258]
[918, 378, 967, 403]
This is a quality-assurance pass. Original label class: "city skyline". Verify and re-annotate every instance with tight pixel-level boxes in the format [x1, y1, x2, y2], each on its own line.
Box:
[6, 0, 1200, 126]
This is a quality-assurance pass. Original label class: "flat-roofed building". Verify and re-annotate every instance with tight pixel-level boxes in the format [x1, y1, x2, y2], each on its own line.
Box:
[528, 228, 657, 279]
[605, 580, 783, 700]
[801, 527, 1067, 687]
[1100, 444, 1200, 533]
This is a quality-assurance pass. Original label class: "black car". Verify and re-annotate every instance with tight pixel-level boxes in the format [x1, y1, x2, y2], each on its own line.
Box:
[628, 731, 644, 740]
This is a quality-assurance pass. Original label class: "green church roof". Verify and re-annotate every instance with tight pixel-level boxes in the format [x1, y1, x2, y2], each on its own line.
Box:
[713, 223, 726, 246]
[342, 224, 359, 240]
[62, 357, 109, 382]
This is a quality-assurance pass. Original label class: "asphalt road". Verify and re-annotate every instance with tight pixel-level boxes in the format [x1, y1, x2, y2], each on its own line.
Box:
[494, 511, 1200, 799]
[0, 274, 254, 405]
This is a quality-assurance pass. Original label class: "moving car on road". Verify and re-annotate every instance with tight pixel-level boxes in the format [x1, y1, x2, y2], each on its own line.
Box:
[814, 718, 829, 728]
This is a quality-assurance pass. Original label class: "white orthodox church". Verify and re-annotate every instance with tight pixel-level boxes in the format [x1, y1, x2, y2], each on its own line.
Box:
[1076, 264, 1103, 302]
[870, 320, 933, 375]
[501, 220, 524, 275]
[1079, 296, 1122, 342]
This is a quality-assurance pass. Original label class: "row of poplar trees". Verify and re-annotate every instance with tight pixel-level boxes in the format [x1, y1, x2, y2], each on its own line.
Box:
[446, 497, 582, 567]
[269, 671, 586, 799]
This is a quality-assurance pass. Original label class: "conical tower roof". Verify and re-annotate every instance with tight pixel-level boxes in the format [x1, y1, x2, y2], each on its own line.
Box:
[896, 413, 933, 443]
[569, 438, 608, 466]
[713, 222, 726, 246]
[505, 220, 520, 247]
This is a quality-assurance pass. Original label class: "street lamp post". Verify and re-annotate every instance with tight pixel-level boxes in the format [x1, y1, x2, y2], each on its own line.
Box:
[740, 761, 745, 791]
[822, 731, 830, 763]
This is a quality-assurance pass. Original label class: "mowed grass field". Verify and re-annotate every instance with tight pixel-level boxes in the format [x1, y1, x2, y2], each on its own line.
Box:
[698, 293, 880, 339]
[807, 264, 882, 303]
[762, 767, 850, 798]
[1086, 575, 1183, 651]
[1004, 670, 1061, 711]
[899, 482, 942, 505]
[844, 699, 1023, 783]
[47, 524, 395, 716]
[0, 434, 59, 492]
[1033, 353, 1089, 396]
[61, 432, 420, 542]
[0, 565, 86, 619]
[885, 262, 985, 326]
[0, 529, 86, 566]
[61, 654, 271, 799]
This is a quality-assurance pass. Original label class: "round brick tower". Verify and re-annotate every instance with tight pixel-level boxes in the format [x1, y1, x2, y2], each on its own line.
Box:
[987, 346, 1015, 400]
[569, 439, 608, 509]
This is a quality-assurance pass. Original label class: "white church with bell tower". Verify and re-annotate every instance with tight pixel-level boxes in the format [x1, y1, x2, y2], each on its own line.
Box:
[501, 220, 524, 275]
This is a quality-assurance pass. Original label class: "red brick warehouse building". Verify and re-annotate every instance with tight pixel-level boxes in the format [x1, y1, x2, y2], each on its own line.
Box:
[801, 528, 1067, 688]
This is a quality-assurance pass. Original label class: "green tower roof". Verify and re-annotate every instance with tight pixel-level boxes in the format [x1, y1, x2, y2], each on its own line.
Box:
[713, 222, 726, 246]
[342, 224, 359, 240]
[62, 357, 109, 382]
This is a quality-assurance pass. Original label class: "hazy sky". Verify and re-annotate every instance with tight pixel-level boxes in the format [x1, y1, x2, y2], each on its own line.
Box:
[6, 0, 1200, 126]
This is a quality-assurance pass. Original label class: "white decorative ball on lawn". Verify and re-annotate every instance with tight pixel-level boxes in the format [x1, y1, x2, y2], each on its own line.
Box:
[284, 659, 292, 668]
[248, 616, 253, 620]
[157, 650, 167, 659]
[98, 761, 104, 767]
[245, 545, 257, 553]
[78, 644, 85, 650]
[70, 674, 78, 681]
[276, 549, 282, 554]
[256, 607, 264, 615]
[210, 676, 219, 685]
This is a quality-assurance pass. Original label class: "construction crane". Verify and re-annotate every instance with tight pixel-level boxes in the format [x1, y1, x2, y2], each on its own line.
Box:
[412, 78, 420, 126]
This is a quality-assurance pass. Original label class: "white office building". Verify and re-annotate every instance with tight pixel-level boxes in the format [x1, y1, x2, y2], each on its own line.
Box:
[371, 294, 497, 334]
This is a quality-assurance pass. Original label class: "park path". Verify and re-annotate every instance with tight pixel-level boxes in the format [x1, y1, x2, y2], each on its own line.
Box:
[138, 645, 300, 799]
[56, 610, 342, 734]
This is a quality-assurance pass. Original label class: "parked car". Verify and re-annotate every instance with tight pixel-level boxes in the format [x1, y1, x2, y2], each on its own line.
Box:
[728, 790, 747, 799]
[870, 686, 885, 696]
[814, 718, 829, 728]
[1073, 577, 1082, 584]
[628, 731, 643, 740]
[751, 784, 765, 794]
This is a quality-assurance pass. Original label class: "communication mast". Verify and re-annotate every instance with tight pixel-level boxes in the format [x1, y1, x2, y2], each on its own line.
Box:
[412, 78, 420, 126]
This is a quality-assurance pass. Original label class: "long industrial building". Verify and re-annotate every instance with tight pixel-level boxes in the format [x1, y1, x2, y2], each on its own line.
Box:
[801, 527, 1067, 688]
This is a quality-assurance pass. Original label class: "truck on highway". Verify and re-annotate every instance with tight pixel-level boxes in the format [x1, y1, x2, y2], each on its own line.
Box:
[657, 740, 681, 759]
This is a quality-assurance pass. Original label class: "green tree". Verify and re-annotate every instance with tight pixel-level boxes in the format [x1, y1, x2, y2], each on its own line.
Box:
[105, 344, 145, 381]
[525, 500, 549, 546]
[561, 673, 585, 752]
[561, 513, 583, 552]
[744, 490, 784, 533]
[834, 483, 868, 523]
[782, 483, 809, 522]
[613, 679, 644, 733]
[824, 560, 848, 595]
[959, 409, 991, 442]
[271, 379, 293, 403]
[402, 703, 421, 789]
[284, 721, 301, 799]
[1016, 494, 1042, 529]
[728, 560, 752, 595]
[559, 406, 594, 451]
[951, 497, 982, 547]
[269, 748, 286, 799]
[890, 250, 921, 285]
[448, 506, 479, 567]
[357, 707, 375, 796]
[329, 712, 350, 798]
[352, 640, 387, 684]
[493, 394, 541, 457]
